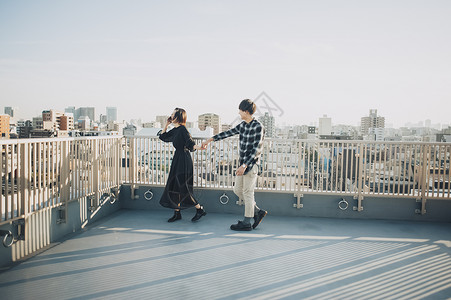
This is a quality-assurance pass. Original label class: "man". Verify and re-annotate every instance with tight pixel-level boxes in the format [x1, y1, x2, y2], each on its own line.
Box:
[202, 99, 267, 231]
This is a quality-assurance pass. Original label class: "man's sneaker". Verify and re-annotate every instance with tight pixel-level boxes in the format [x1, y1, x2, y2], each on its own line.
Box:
[253, 210, 267, 229]
[230, 221, 252, 231]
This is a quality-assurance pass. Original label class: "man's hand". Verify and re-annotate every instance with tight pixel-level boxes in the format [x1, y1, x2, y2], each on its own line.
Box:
[201, 138, 213, 149]
[235, 164, 247, 176]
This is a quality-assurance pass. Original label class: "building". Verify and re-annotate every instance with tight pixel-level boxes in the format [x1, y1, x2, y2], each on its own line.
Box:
[32, 116, 43, 129]
[198, 113, 220, 135]
[0, 115, 10, 139]
[436, 127, 451, 142]
[60, 114, 75, 131]
[42, 110, 65, 131]
[221, 124, 232, 132]
[156, 116, 170, 127]
[77, 116, 92, 131]
[259, 112, 275, 138]
[143, 121, 161, 128]
[76, 107, 96, 122]
[106, 107, 117, 122]
[318, 115, 332, 136]
[123, 124, 137, 136]
[361, 109, 385, 141]
[17, 120, 33, 139]
[65, 106, 75, 116]
[4, 107, 15, 118]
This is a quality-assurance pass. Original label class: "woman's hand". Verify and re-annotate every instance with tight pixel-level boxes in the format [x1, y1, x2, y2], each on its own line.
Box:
[194, 145, 205, 151]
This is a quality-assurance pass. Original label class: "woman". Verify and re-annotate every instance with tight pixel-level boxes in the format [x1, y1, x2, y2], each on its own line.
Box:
[158, 108, 207, 222]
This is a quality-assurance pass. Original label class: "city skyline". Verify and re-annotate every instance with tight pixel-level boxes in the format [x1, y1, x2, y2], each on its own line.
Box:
[1, 104, 447, 131]
[1, 1, 451, 128]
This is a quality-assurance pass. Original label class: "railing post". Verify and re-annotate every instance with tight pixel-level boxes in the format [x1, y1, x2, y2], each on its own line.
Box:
[293, 141, 304, 209]
[417, 144, 429, 215]
[129, 138, 138, 199]
[58, 140, 70, 224]
[355, 143, 365, 212]
[94, 139, 100, 208]
[19, 142, 28, 218]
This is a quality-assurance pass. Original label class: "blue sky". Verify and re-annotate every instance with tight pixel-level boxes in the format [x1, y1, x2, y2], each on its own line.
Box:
[1, 0, 450, 127]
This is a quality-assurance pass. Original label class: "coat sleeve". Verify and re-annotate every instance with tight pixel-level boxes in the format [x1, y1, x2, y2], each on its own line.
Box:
[213, 123, 241, 141]
[158, 129, 174, 142]
[183, 127, 196, 152]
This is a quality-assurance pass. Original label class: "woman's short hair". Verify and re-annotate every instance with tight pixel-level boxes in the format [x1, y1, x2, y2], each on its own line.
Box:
[173, 108, 187, 124]
[239, 99, 256, 115]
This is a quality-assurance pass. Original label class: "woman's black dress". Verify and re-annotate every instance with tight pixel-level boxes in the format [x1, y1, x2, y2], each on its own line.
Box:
[158, 125, 198, 209]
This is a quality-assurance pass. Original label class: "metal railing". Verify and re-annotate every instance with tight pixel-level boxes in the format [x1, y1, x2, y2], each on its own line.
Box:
[1, 136, 450, 257]
[1, 137, 122, 224]
[3, 136, 450, 224]
[1, 137, 122, 259]
[125, 137, 451, 200]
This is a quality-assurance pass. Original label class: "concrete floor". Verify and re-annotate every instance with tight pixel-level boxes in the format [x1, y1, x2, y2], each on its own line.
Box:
[1, 209, 451, 299]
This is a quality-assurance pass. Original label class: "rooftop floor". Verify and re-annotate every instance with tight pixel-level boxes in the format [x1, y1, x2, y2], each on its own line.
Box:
[1, 209, 451, 299]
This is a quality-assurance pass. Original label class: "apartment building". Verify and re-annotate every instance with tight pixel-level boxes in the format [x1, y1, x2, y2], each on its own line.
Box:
[198, 113, 220, 135]
[0, 115, 10, 139]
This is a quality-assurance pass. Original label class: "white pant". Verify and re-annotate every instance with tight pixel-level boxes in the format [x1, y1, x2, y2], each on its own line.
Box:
[233, 165, 258, 218]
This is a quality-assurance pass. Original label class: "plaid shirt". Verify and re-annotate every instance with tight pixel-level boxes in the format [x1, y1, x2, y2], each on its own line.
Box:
[213, 119, 264, 175]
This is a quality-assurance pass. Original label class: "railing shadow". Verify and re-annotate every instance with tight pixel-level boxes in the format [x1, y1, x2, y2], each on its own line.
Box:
[0, 210, 450, 299]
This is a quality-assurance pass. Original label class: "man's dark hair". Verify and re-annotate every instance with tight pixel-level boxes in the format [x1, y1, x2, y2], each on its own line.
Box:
[239, 99, 256, 115]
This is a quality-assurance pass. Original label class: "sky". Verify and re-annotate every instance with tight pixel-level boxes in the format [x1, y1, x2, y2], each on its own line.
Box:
[1, 0, 450, 128]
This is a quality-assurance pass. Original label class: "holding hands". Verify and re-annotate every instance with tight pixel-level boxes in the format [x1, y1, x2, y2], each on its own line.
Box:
[193, 138, 211, 151]
[200, 138, 213, 150]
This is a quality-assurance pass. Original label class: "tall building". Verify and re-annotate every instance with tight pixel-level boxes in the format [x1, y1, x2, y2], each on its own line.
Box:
[76, 107, 96, 122]
[106, 107, 117, 122]
[198, 113, 221, 135]
[65, 106, 75, 115]
[4, 107, 15, 118]
[259, 112, 275, 137]
[361, 109, 385, 141]
[0, 115, 10, 139]
[318, 115, 332, 136]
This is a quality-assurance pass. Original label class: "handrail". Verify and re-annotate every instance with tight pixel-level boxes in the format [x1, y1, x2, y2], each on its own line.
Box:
[125, 136, 451, 201]
[1, 136, 123, 226]
[2, 136, 450, 226]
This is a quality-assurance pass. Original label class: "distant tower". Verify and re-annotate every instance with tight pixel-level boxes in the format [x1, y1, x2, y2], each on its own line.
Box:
[258, 112, 275, 137]
[318, 115, 332, 136]
[76, 107, 96, 122]
[361, 109, 385, 141]
[4, 107, 15, 118]
[65, 106, 76, 115]
[106, 107, 117, 122]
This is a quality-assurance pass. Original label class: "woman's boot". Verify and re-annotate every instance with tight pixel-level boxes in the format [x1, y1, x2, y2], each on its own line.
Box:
[168, 210, 181, 222]
[191, 206, 207, 222]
